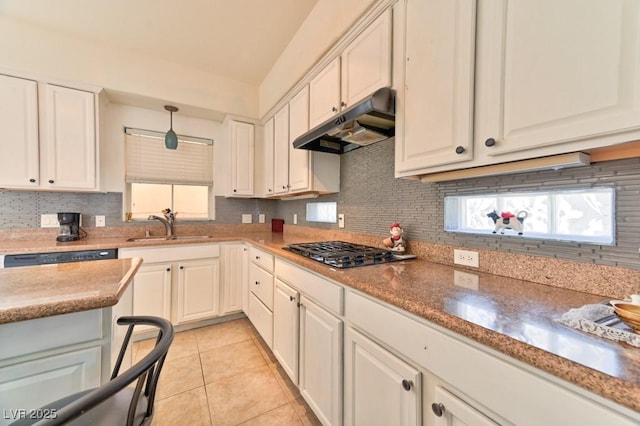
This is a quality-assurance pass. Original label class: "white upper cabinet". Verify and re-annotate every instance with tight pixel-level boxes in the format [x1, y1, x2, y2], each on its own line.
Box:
[341, 8, 392, 108]
[309, 58, 341, 129]
[227, 119, 255, 196]
[395, 0, 476, 176]
[309, 9, 392, 129]
[261, 118, 275, 197]
[0, 74, 39, 188]
[273, 103, 290, 195]
[0, 74, 99, 191]
[288, 86, 312, 192]
[396, 0, 640, 178]
[475, 0, 640, 160]
[41, 84, 97, 190]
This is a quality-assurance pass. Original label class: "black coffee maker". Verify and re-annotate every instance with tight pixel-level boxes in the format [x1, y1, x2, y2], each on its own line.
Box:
[57, 212, 81, 242]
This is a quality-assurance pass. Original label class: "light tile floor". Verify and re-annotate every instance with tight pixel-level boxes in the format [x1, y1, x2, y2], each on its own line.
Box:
[133, 318, 321, 426]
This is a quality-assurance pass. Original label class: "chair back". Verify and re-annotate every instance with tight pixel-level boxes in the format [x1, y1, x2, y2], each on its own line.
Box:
[19, 316, 174, 426]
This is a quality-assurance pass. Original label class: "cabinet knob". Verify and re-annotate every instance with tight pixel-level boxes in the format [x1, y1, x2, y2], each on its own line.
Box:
[485, 137, 496, 147]
[282, 185, 287, 189]
[29, 178, 36, 183]
[332, 106, 338, 112]
[255, 281, 260, 285]
[341, 101, 347, 107]
[166, 268, 171, 272]
[455, 146, 465, 154]
[48, 179, 55, 184]
[255, 255, 260, 260]
[431, 402, 445, 417]
[180, 266, 184, 270]
[289, 295, 295, 301]
[268, 189, 272, 192]
[233, 189, 237, 193]
[401, 379, 413, 391]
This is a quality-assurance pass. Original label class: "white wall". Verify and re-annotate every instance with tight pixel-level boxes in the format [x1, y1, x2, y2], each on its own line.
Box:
[0, 16, 258, 119]
[100, 101, 227, 195]
[258, 0, 378, 117]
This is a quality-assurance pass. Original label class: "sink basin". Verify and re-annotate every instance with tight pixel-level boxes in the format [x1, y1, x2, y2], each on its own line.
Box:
[125, 235, 212, 242]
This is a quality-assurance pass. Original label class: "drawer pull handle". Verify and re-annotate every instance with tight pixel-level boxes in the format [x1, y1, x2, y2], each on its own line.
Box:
[431, 402, 445, 417]
[401, 379, 413, 391]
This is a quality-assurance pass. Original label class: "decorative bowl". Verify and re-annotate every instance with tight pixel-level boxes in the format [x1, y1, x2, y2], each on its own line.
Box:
[611, 302, 640, 333]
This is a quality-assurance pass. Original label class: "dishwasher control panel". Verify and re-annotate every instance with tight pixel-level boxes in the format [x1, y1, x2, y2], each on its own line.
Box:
[2, 249, 118, 268]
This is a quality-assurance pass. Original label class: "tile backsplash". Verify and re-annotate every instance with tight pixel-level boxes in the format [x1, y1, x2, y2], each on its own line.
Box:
[276, 138, 640, 270]
[2, 137, 639, 269]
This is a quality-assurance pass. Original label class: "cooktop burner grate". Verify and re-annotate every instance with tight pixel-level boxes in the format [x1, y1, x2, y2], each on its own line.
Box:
[284, 241, 414, 268]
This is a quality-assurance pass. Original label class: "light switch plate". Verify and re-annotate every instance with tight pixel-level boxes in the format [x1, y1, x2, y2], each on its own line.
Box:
[95, 215, 106, 227]
[242, 214, 252, 224]
[258, 214, 265, 224]
[293, 213, 298, 225]
[40, 214, 58, 228]
[338, 214, 345, 228]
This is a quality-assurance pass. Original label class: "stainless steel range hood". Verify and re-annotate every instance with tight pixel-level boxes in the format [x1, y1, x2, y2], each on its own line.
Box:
[292, 87, 395, 154]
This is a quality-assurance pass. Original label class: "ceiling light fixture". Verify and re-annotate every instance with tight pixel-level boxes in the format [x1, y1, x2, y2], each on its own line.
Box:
[164, 105, 179, 149]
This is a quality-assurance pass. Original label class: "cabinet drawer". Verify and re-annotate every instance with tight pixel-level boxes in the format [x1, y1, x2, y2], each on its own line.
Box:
[249, 262, 274, 310]
[249, 246, 274, 272]
[345, 290, 435, 369]
[248, 292, 273, 348]
[275, 259, 343, 315]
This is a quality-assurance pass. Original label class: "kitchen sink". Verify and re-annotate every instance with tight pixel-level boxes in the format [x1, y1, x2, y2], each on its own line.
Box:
[125, 235, 212, 242]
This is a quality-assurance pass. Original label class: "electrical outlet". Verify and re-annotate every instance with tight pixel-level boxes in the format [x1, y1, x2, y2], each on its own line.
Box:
[242, 214, 252, 224]
[454, 249, 479, 267]
[338, 214, 345, 228]
[293, 213, 298, 225]
[95, 215, 106, 227]
[258, 214, 265, 224]
[40, 214, 58, 228]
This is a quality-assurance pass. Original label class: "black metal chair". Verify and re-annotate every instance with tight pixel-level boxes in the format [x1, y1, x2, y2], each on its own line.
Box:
[10, 316, 174, 426]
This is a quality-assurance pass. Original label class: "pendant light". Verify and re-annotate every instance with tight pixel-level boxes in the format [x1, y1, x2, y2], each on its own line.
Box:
[164, 105, 179, 149]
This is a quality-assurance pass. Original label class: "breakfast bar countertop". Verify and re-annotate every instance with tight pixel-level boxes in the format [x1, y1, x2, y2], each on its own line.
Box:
[0, 257, 142, 324]
[0, 228, 638, 417]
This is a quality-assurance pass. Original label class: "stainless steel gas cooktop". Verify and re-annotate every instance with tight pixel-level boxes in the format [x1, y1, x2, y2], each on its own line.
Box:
[284, 241, 416, 268]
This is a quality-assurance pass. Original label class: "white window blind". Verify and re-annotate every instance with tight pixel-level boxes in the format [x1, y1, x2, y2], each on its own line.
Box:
[125, 132, 213, 185]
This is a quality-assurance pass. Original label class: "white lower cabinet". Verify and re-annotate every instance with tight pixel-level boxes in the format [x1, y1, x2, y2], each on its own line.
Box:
[272, 279, 299, 384]
[299, 296, 343, 426]
[119, 244, 221, 333]
[247, 247, 275, 346]
[175, 258, 220, 324]
[344, 327, 421, 426]
[221, 244, 248, 315]
[432, 386, 497, 426]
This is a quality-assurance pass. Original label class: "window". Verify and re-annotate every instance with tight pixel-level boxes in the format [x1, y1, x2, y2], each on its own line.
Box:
[306, 202, 337, 223]
[125, 129, 214, 220]
[444, 188, 615, 244]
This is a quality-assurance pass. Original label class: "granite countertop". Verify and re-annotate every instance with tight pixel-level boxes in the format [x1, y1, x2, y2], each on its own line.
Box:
[0, 231, 638, 415]
[0, 257, 142, 324]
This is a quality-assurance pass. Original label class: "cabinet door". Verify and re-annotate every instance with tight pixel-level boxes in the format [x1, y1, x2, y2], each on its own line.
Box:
[248, 291, 273, 348]
[221, 244, 248, 315]
[475, 0, 640, 158]
[272, 279, 299, 384]
[175, 258, 220, 324]
[299, 296, 343, 426]
[0, 346, 101, 416]
[288, 86, 311, 193]
[132, 262, 172, 333]
[395, 0, 476, 176]
[262, 117, 275, 196]
[309, 57, 341, 128]
[41, 84, 96, 190]
[345, 327, 421, 426]
[273, 104, 290, 195]
[432, 387, 498, 426]
[0, 74, 40, 188]
[229, 120, 255, 196]
[341, 9, 392, 108]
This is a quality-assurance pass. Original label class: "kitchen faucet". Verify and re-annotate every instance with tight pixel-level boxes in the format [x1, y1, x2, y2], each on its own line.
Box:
[148, 208, 175, 237]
